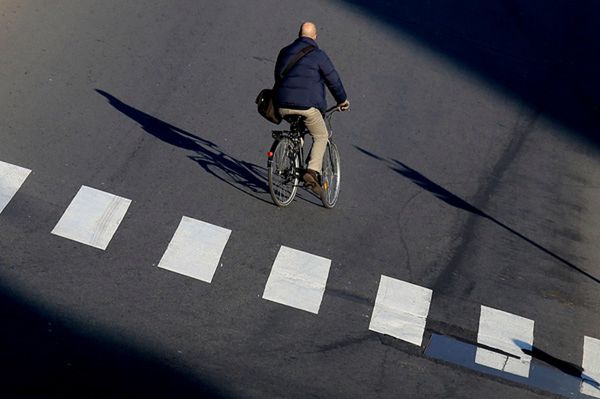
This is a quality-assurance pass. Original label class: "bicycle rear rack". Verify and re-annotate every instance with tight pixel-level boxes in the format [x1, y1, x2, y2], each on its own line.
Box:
[272, 131, 286, 140]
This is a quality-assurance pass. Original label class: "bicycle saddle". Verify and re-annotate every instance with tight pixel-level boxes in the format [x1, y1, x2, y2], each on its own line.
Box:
[282, 115, 306, 124]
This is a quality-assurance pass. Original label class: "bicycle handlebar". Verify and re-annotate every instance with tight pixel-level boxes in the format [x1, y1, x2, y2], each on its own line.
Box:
[325, 102, 350, 115]
[325, 105, 348, 116]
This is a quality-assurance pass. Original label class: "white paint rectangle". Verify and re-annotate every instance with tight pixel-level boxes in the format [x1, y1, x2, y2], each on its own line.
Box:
[158, 216, 231, 283]
[368, 275, 432, 346]
[0, 160, 32, 214]
[582, 336, 600, 398]
[51, 185, 131, 250]
[475, 305, 534, 378]
[262, 246, 331, 314]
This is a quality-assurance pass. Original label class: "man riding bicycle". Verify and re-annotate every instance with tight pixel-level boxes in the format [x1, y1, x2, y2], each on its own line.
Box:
[274, 22, 350, 196]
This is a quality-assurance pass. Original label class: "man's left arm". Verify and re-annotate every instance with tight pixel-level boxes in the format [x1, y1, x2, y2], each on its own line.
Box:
[273, 50, 285, 84]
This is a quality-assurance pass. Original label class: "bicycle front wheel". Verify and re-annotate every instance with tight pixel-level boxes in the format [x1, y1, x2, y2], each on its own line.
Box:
[321, 141, 341, 208]
[268, 138, 299, 207]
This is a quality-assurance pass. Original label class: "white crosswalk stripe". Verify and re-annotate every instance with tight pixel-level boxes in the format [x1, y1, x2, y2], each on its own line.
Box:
[582, 336, 600, 398]
[368, 275, 432, 346]
[0, 160, 32, 215]
[158, 216, 231, 283]
[262, 246, 331, 314]
[51, 185, 131, 250]
[475, 306, 535, 378]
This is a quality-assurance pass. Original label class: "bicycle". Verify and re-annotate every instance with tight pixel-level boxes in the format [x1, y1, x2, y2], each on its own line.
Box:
[267, 106, 341, 208]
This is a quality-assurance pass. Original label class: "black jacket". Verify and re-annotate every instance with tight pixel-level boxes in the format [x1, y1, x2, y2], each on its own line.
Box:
[274, 37, 347, 113]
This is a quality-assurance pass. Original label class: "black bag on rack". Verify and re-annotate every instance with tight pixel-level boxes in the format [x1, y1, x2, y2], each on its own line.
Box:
[255, 88, 280, 124]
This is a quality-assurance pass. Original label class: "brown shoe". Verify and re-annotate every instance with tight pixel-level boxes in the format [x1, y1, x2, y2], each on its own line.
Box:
[303, 169, 323, 196]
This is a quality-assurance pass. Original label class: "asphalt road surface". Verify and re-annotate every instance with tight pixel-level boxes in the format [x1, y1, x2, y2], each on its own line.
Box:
[1, 1, 599, 398]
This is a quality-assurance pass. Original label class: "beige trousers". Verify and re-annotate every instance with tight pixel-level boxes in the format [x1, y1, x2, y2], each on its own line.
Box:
[279, 107, 328, 173]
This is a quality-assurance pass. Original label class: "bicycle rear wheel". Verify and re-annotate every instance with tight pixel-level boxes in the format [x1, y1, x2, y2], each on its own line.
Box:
[268, 138, 299, 207]
[321, 141, 341, 208]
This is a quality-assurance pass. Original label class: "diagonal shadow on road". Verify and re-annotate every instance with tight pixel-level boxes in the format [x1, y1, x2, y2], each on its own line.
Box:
[0, 275, 234, 398]
[95, 89, 271, 205]
[516, 339, 600, 395]
[341, 0, 600, 147]
[355, 145, 600, 286]
[514, 340, 589, 382]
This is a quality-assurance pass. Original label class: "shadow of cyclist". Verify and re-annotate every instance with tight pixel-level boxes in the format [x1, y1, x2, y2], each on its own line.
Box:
[355, 145, 600, 286]
[95, 89, 270, 204]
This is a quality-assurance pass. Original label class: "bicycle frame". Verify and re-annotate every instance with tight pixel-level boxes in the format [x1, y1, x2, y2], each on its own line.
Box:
[267, 105, 339, 168]
[324, 105, 339, 138]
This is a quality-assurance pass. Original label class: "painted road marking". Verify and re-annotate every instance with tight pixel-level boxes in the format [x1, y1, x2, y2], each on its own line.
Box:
[368, 275, 432, 346]
[0, 160, 32, 214]
[475, 305, 534, 378]
[262, 246, 331, 314]
[158, 216, 231, 283]
[51, 185, 131, 250]
[426, 333, 586, 398]
[582, 336, 600, 398]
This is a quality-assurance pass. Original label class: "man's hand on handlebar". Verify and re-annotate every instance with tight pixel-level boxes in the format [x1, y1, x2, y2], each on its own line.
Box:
[338, 99, 350, 111]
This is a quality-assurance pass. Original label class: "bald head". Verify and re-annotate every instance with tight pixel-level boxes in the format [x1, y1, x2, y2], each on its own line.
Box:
[299, 22, 317, 40]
